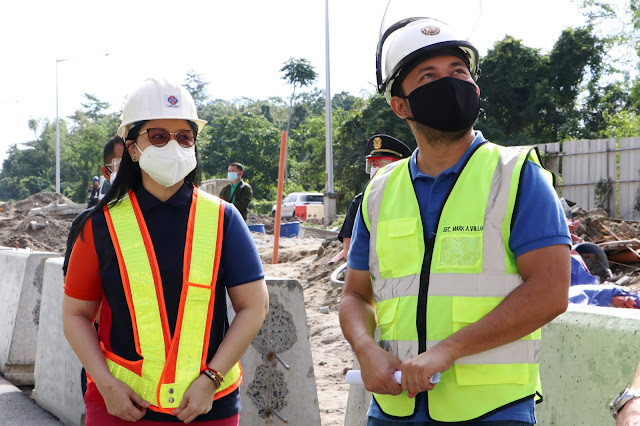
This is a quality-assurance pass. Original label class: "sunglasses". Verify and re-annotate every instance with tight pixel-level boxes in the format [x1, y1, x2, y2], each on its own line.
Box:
[139, 128, 197, 147]
[105, 158, 121, 173]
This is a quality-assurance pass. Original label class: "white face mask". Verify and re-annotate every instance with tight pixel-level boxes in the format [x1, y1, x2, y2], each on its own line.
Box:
[109, 172, 117, 184]
[136, 140, 197, 187]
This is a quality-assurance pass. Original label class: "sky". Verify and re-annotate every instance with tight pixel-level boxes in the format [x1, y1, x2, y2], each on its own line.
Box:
[0, 0, 592, 164]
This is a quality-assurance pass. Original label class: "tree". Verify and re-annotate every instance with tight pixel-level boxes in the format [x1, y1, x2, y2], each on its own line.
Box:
[478, 29, 605, 146]
[280, 57, 318, 185]
[333, 93, 415, 211]
[199, 113, 282, 200]
[28, 119, 39, 139]
[184, 70, 210, 109]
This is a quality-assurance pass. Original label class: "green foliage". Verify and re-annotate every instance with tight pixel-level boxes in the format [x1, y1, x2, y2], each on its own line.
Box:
[280, 57, 318, 89]
[250, 199, 275, 215]
[198, 113, 281, 200]
[333, 93, 415, 210]
[601, 110, 640, 137]
[4, 27, 640, 207]
[0, 95, 118, 202]
[184, 70, 210, 109]
[478, 28, 606, 145]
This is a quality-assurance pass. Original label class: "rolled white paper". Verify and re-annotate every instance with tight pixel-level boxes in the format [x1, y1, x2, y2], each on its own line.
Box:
[344, 370, 441, 385]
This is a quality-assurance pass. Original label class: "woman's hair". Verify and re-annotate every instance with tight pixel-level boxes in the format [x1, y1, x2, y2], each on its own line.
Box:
[72, 120, 203, 242]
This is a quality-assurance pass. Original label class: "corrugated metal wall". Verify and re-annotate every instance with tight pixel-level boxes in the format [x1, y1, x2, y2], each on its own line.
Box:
[537, 138, 640, 220]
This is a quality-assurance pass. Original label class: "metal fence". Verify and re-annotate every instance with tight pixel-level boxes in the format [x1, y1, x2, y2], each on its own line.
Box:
[537, 137, 640, 221]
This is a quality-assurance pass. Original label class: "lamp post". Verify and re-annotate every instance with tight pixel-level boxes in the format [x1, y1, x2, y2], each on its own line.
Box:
[55, 53, 110, 193]
[55, 58, 65, 194]
[324, 0, 336, 223]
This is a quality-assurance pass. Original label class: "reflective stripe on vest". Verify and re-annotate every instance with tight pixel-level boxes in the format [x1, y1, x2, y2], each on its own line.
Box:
[103, 188, 241, 413]
[362, 143, 551, 421]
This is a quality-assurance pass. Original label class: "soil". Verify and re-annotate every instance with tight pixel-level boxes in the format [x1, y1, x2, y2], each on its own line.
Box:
[4, 192, 640, 425]
[0, 192, 352, 425]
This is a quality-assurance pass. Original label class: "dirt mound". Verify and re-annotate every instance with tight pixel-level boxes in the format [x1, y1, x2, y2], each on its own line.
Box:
[0, 192, 78, 254]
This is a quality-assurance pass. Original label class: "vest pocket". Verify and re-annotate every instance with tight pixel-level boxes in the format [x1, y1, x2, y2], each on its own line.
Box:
[451, 296, 502, 333]
[454, 363, 530, 386]
[451, 297, 530, 386]
[434, 233, 482, 271]
[377, 218, 420, 277]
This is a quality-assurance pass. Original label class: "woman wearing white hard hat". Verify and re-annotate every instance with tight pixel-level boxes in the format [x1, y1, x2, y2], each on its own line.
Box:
[63, 77, 268, 425]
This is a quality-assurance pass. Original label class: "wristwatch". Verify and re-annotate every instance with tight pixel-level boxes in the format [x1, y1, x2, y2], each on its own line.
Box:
[609, 387, 640, 419]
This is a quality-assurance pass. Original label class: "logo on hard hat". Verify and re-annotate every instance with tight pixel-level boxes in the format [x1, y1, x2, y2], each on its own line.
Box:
[421, 26, 441, 36]
[167, 96, 179, 106]
[373, 137, 382, 149]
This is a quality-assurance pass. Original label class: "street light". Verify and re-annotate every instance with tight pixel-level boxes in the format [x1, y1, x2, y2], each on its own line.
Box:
[55, 53, 110, 193]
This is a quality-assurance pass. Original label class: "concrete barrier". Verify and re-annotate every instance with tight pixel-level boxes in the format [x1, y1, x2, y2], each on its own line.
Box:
[33, 257, 85, 426]
[31, 270, 320, 426]
[344, 357, 369, 426]
[200, 178, 231, 198]
[0, 249, 58, 385]
[232, 278, 321, 426]
[536, 304, 640, 425]
[344, 304, 640, 425]
[298, 225, 339, 240]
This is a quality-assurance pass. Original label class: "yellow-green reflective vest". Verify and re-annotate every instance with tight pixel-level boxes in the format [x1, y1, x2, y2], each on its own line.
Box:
[102, 188, 241, 414]
[362, 142, 551, 422]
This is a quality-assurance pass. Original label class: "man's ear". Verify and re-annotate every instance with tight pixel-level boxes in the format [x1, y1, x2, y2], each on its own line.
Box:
[390, 96, 411, 120]
[100, 166, 110, 181]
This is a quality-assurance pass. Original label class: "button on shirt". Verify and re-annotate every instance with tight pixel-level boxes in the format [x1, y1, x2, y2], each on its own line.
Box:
[348, 131, 570, 423]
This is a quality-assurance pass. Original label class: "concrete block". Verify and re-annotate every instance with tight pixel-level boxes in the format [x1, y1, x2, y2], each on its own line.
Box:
[343, 304, 640, 425]
[0, 250, 57, 385]
[537, 304, 640, 426]
[231, 278, 321, 426]
[199, 179, 231, 198]
[298, 226, 338, 240]
[344, 357, 370, 426]
[33, 257, 84, 426]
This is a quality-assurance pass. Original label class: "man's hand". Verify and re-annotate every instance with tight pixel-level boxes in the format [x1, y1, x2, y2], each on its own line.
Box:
[95, 376, 149, 422]
[401, 344, 453, 398]
[618, 398, 640, 426]
[172, 375, 217, 423]
[357, 340, 403, 395]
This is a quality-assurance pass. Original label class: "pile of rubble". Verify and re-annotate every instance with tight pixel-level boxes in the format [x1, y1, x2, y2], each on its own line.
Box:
[568, 203, 640, 292]
[0, 192, 82, 254]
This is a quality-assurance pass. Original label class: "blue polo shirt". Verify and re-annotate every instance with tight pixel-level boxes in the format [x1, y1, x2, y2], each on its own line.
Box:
[65, 183, 264, 422]
[348, 131, 570, 423]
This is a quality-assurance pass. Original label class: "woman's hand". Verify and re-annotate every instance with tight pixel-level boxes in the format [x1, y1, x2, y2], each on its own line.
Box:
[95, 376, 150, 422]
[172, 374, 217, 423]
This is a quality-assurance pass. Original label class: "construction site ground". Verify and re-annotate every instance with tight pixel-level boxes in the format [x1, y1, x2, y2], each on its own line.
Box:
[2, 192, 640, 425]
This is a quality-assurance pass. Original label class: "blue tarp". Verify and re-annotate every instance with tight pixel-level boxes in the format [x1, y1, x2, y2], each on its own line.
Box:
[570, 254, 599, 286]
[569, 284, 640, 308]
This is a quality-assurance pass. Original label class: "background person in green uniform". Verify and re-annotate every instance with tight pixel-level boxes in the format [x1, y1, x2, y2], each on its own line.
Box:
[219, 162, 253, 221]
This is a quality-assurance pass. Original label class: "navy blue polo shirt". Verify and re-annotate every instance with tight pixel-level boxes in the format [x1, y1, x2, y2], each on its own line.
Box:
[65, 183, 264, 422]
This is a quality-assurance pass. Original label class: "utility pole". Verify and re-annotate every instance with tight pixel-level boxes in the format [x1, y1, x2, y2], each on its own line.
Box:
[324, 0, 336, 224]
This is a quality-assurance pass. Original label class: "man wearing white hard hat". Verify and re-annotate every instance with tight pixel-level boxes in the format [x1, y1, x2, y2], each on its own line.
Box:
[63, 77, 268, 425]
[339, 16, 571, 425]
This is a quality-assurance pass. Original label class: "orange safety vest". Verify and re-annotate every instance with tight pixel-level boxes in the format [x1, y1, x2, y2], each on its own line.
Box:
[101, 187, 241, 414]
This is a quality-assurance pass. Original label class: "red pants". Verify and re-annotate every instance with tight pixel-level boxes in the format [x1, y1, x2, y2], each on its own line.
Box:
[84, 393, 239, 426]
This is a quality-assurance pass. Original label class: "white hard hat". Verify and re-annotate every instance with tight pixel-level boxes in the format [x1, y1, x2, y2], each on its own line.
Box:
[117, 77, 207, 139]
[376, 18, 479, 104]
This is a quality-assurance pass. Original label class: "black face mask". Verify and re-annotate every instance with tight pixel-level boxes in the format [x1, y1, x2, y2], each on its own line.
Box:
[401, 77, 480, 132]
